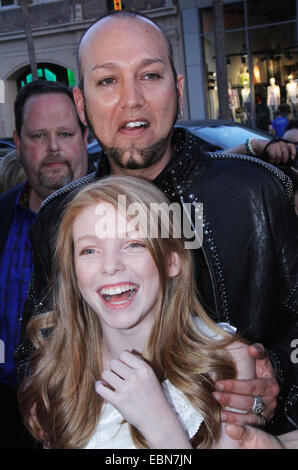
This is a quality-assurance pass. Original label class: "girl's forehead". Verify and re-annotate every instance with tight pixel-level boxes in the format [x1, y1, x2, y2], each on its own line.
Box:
[73, 201, 148, 240]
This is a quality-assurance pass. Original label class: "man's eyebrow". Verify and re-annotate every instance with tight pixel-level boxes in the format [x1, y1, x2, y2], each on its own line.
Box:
[141, 58, 165, 66]
[92, 62, 119, 72]
[91, 58, 165, 72]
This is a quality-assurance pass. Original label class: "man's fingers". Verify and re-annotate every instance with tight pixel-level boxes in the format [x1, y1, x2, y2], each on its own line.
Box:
[248, 344, 277, 379]
[267, 142, 296, 165]
[213, 390, 276, 422]
[220, 410, 258, 425]
[213, 391, 254, 411]
[220, 409, 272, 426]
[247, 343, 267, 359]
[215, 377, 273, 396]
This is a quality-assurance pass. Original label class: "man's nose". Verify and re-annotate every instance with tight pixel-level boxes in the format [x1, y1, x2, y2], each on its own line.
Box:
[120, 77, 145, 109]
[48, 134, 60, 153]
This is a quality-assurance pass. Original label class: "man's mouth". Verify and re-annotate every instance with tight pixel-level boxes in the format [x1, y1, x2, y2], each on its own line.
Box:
[123, 121, 148, 129]
[42, 158, 67, 167]
[98, 283, 139, 306]
[120, 120, 149, 131]
[44, 162, 65, 167]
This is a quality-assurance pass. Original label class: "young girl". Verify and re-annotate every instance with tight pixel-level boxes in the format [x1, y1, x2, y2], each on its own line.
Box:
[18, 176, 255, 449]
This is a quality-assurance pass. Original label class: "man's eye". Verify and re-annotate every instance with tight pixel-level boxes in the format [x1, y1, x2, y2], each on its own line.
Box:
[32, 133, 45, 139]
[98, 77, 115, 86]
[60, 132, 72, 138]
[144, 73, 161, 80]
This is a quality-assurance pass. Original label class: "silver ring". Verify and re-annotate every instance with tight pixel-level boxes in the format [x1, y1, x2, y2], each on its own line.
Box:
[257, 414, 266, 427]
[252, 395, 267, 415]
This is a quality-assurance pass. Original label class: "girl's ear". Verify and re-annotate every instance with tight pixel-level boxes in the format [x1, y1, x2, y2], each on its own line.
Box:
[168, 252, 181, 278]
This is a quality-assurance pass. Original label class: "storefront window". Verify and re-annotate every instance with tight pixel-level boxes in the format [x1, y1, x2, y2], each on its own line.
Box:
[249, 23, 298, 129]
[199, 0, 297, 129]
[248, 0, 295, 26]
[201, 2, 244, 35]
[0, 0, 16, 7]
[203, 29, 248, 122]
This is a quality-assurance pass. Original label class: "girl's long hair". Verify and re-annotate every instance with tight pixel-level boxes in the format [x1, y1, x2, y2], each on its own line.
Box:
[18, 176, 239, 449]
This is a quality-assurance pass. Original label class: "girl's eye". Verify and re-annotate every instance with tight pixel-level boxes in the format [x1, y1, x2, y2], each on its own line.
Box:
[80, 248, 96, 255]
[127, 242, 146, 249]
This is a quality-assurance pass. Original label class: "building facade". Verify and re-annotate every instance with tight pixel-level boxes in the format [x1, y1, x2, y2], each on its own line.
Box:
[0, 0, 186, 137]
[180, 0, 298, 130]
[2, 0, 298, 137]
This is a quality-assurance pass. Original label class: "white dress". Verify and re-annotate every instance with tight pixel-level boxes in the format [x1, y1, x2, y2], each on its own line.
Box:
[84, 319, 236, 449]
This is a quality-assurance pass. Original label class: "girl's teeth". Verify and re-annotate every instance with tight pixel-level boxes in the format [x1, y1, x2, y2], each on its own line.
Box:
[100, 284, 136, 296]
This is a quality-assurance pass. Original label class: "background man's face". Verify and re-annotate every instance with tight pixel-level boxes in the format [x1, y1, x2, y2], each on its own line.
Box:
[15, 93, 88, 198]
[75, 17, 184, 173]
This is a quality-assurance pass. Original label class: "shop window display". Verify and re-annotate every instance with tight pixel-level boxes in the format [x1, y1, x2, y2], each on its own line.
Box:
[286, 75, 298, 118]
[201, 6, 298, 130]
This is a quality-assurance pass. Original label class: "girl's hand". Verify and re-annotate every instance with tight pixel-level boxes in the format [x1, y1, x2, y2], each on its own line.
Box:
[95, 350, 191, 449]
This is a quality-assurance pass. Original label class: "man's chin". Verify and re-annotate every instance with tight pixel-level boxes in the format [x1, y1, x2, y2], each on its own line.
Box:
[117, 158, 149, 170]
[106, 147, 159, 170]
[38, 173, 73, 190]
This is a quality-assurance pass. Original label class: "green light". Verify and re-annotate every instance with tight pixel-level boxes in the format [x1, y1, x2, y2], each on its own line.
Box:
[67, 68, 76, 86]
[44, 68, 57, 81]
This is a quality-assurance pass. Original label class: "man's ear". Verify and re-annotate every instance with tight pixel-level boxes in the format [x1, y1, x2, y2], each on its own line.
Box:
[176, 73, 184, 114]
[73, 86, 87, 127]
[13, 130, 21, 158]
[83, 127, 88, 146]
[168, 251, 181, 278]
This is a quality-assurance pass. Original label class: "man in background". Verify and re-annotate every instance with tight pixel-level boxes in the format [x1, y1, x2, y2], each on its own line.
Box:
[0, 80, 89, 448]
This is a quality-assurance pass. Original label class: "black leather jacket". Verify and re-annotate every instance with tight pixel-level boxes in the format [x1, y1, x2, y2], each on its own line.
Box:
[15, 128, 298, 435]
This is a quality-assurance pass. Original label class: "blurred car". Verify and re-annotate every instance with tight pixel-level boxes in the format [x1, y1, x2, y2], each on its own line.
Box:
[87, 119, 271, 165]
[0, 139, 15, 159]
[176, 119, 270, 152]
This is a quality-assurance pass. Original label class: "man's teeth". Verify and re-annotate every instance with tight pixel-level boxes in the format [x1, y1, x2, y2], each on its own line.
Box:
[100, 284, 137, 296]
[125, 121, 147, 128]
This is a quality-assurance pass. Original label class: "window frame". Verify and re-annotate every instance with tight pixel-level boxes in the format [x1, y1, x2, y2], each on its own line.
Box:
[0, 0, 17, 9]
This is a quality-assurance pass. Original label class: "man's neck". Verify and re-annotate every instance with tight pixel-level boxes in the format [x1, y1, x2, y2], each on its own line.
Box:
[28, 187, 50, 213]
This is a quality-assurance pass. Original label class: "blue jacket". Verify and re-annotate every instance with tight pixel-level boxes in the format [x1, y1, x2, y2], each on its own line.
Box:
[0, 183, 25, 254]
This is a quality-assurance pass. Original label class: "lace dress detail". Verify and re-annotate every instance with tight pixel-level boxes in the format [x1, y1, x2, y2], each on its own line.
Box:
[162, 380, 204, 439]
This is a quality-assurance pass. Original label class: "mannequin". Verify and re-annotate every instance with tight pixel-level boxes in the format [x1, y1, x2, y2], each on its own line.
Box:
[239, 67, 249, 87]
[228, 82, 239, 121]
[267, 77, 280, 122]
[286, 75, 298, 118]
[241, 80, 250, 123]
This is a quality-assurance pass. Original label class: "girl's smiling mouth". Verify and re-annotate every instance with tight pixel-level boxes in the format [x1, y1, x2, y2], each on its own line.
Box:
[97, 282, 139, 309]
